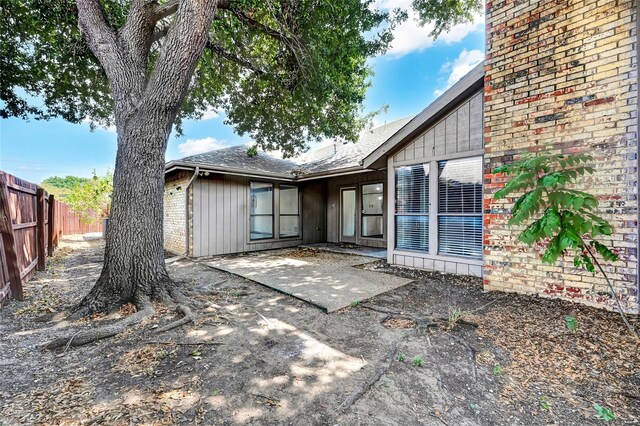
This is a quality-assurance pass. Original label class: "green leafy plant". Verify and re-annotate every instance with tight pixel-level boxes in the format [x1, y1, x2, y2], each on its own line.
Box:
[397, 352, 407, 362]
[494, 153, 637, 338]
[492, 365, 503, 376]
[592, 403, 615, 421]
[565, 315, 579, 333]
[539, 396, 551, 411]
[350, 300, 361, 307]
[66, 170, 113, 224]
[447, 306, 466, 329]
[411, 356, 424, 367]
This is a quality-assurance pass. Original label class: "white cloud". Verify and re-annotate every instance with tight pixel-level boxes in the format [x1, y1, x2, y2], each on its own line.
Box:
[433, 48, 484, 97]
[375, 0, 484, 58]
[201, 107, 220, 120]
[177, 137, 227, 156]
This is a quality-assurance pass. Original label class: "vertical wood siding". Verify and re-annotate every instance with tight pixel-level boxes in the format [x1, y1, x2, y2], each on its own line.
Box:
[301, 181, 327, 244]
[392, 91, 483, 164]
[192, 175, 326, 256]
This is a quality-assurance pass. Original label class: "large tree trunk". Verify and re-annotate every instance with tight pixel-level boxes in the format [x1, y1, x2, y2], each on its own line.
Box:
[70, 0, 219, 315]
[76, 115, 173, 314]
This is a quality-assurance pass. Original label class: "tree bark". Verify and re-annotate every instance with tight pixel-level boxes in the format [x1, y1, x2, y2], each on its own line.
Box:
[75, 118, 173, 314]
[73, 0, 220, 315]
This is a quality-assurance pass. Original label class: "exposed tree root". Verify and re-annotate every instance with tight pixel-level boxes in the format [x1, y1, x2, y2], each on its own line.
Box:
[339, 340, 400, 412]
[42, 297, 156, 351]
[143, 340, 224, 346]
[361, 303, 477, 329]
[154, 304, 196, 333]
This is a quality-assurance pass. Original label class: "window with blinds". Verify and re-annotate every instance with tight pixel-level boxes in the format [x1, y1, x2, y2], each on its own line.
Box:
[395, 164, 430, 252]
[437, 157, 483, 259]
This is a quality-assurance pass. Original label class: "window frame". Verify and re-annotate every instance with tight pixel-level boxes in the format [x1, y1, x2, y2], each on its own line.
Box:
[394, 164, 430, 252]
[361, 182, 385, 239]
[436, 156, 483, 260]
[392, 154, 484, 261]
[249, 181, 274, 241]
[279, 184, 301, 239]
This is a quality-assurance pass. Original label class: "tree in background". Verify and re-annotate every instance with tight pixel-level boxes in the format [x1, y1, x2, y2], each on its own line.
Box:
[66, 171, 113, 223]
[2, 0, 481, 347]
[40, 175, 90, 202]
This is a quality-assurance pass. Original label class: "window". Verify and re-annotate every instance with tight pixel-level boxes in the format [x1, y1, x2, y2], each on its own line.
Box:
[362, 183, 384, 238]
[395, 164, 430, 252]
[437, 157, 483, 259]
[250, 182, 273, 240]
[279, 185, 299, 238]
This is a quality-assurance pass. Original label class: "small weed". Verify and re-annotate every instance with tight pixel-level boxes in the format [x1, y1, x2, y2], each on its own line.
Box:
[539, 396, 551, 411]
[397, 352, 407, 362]
[190, 349, 203, 360]
[350, 300, 361, 307]
[154, 349, 169, 361]
[379, 378, 391, 388]
[447, 307, 466, 329]
[469, 403, 480, 414]
[565, 315, 578, 333]
[492, 365, 503, 376]
[411, 356, 424, 367]
[211, 388, 223, 396]
[232, 291, 243, 297]
[593, 403, 615, 421]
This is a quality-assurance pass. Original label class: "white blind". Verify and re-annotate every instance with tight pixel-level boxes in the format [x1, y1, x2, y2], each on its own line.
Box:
[396, 164, 429, 214]
[438, 216, 483, 258]
[437, 157, 483, 259]
[395, 164, 430, 252]
[396, 216, 429, 252]
[438, 157, 482, 214]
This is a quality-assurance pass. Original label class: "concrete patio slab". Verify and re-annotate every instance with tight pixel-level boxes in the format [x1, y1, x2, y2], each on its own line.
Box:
[202, 248, 413, 312]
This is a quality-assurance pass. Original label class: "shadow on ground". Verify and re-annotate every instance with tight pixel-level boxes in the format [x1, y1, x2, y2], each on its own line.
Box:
[0, 237, 638, 425]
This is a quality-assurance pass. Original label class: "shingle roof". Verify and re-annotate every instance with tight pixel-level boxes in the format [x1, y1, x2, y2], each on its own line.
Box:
[167, 117, 412, 179]
[296, 117, 413, 175]
[177, 144, 298, 177]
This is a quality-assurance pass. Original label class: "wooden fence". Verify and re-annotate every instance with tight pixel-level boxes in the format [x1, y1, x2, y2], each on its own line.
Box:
[0, 171, 102, 304]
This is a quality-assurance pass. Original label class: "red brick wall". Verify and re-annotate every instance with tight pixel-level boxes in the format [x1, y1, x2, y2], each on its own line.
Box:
[483, 0, 639, 313]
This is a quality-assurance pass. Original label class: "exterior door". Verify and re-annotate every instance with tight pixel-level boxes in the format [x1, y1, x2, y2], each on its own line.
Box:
[340, 188, 357, 243]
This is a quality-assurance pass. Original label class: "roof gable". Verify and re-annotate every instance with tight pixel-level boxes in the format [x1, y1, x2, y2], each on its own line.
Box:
[362, 62, 485, 169]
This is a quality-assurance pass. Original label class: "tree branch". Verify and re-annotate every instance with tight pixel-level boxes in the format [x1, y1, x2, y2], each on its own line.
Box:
[228, 9, 305, 77]
[152, 0, 180, 21]
[230, 9, 293, 45]
[140, 0, 219, 117]
[76, 0, 120, 75]
[205, 40, 265, 76]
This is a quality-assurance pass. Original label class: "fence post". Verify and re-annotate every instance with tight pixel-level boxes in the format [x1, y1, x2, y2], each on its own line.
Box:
[48, 194, 55, 256]
[0, 174, 23, 300]
[36, 188, 46, 271]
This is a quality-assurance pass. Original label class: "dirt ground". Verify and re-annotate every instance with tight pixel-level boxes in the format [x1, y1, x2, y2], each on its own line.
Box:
[1, 236, 638, 425]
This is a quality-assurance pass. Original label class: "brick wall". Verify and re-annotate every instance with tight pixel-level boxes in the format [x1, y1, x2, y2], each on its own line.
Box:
[164, 171, 191, 255]
[483, 0, 639, 312]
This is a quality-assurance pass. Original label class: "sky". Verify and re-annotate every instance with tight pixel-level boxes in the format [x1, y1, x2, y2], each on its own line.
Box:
[0, 3, 485, 184]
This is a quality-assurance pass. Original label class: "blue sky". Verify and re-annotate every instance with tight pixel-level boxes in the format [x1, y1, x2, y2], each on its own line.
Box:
[0, 5, 485, 184]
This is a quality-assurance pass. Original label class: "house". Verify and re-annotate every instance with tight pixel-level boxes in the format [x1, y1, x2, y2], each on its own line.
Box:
[164, 116, 412, 257]
[165, 0, 639, 314]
